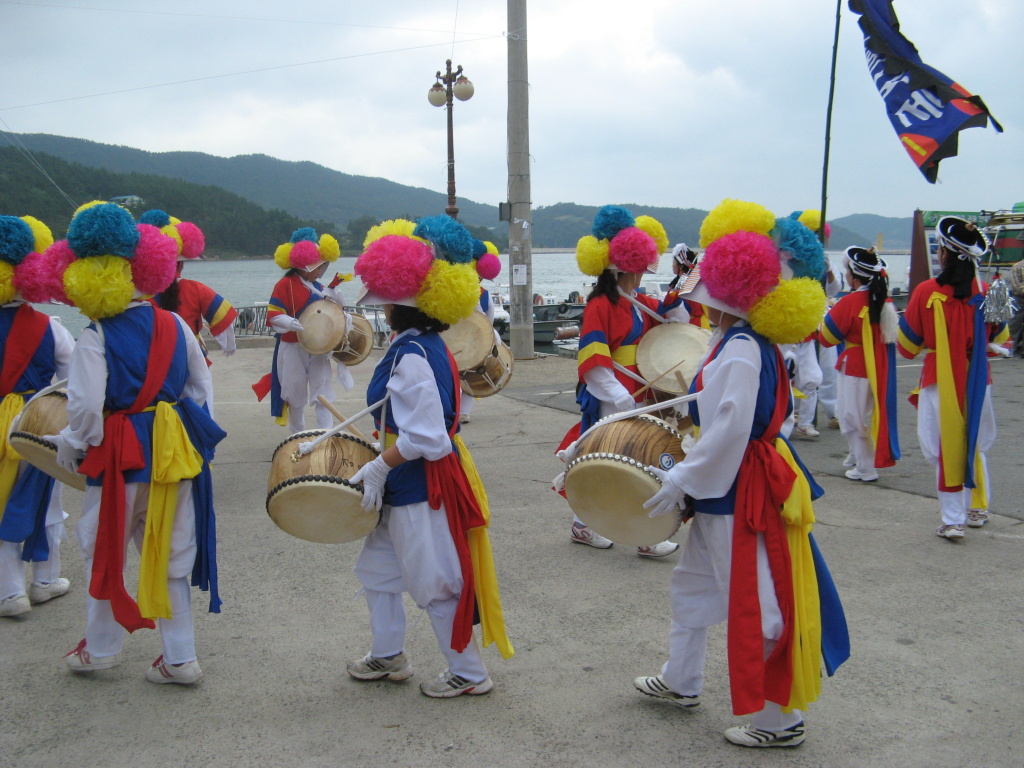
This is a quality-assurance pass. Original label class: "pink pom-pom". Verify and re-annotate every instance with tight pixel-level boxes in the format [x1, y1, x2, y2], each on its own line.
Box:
[289, 240, 321, 270]
[355, 235, 434, 301]
[701, 231, 781, 312]
[131, 224, 179, 295]
[823, 222, 832, 240]
[176, 221, 206, 259]
[608, 227, 658, 274]
[39, 240, 75, 305]
[12, 252, 54, 303]
[476, 253, 501, 280]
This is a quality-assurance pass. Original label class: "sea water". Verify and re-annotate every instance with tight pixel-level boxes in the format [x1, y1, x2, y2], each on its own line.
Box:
[38, 251, 910, 338]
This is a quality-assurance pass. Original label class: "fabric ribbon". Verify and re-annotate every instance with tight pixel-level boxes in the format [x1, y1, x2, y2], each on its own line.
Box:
[0, 464, 55, 561]
[858, 308, 899, 468]
[0, 394, 26, 517]
[927, 292, 969, 491]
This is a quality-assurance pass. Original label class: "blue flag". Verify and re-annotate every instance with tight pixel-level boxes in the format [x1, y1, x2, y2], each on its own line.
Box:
[848, 0, 1001, 182]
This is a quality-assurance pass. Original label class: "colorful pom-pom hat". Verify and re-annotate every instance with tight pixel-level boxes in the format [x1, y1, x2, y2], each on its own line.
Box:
[274, 227, 341, 273]
[0, 214, 60, 305]
[354, 215, 482, 326]
[575, 205, 669, 277]
[682, 199, 828, 344]
[55, 200, 180, 319]
[138, 209, 206, 261]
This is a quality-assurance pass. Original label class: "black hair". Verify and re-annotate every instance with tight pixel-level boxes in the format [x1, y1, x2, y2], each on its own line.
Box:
[935, 248, 976, 299]
[587, 270, 620, 304]
[389, 304, 450, 334]
[848, 268, 889, 325]
[157, 277, 181, 313]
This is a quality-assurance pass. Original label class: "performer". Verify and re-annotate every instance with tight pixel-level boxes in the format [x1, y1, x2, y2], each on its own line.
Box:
[46, 202, 225, 684]
[637, 199, 848, 748]
[0, 215, 75, 617]
[816, 255, 844, 431]
[819, 246, 900, 482]
[460, 240, 502, 425]
[560, 206, 687, 557]
[898, 217, 1010, 538]
[253, 228, 352, 432]
[346, 216, 512, 697]
[668, 243, 709, 330]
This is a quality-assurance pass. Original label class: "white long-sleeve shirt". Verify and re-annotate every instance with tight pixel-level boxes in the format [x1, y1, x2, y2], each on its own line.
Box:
[386, 329, 453, 463]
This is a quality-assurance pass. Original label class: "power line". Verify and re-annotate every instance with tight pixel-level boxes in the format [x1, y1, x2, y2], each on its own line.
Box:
[0, 120, 79, 211]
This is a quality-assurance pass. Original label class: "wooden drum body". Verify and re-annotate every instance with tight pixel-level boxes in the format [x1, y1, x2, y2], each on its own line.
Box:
[331, 313, 374, 366]
[266, 430, 379, 544]
[297, 300, 348, 355]
[8, 390, 87, 491]
[461, 342, 514, 398]
[563, 415, 686, 547]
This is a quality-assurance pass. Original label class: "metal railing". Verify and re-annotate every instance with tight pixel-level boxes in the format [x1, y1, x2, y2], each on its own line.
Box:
[233, 303, 391, 348]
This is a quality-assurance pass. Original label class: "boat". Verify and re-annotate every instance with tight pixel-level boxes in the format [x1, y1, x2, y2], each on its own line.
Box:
[494, 297, 586, 345]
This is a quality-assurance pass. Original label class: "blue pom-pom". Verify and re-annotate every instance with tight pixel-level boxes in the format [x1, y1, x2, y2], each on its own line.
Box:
[592, 205, 635, 241]
[413, 215, 474, 264]
[0, 215, 35, 266]
[471, 238, 487, 258]
[68, 203, 140, 259]
[290, 227, 318, 244]
[788, 210, 804, 221]
[139, 209, 171, 228]
[774, 217, 825, 280]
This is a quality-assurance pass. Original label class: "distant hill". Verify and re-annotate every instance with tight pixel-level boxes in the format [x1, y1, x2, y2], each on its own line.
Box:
[4, 133, 913, 250]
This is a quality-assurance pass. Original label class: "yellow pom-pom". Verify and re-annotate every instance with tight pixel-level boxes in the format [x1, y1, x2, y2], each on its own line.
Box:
[274, 243, 293, 269]
[20, 216, 54, 254]
[161, 225, 184, 255]
[417, 261, 480, 325]
[319, 233, 341, 262]
[72, 200, 108, 217]
[797, 210, 822, 233]
[634, 216, 668, 255]
[576, 235, 610, 276]
[699, 199, 776, 248]
[0, 263, 16, 304]
[168, 216, 181, 226]
[484, 241, 499, 257]
[63, 256, 135, 319]
[748, 278, 827, 344]
[363, 219, 417, 249]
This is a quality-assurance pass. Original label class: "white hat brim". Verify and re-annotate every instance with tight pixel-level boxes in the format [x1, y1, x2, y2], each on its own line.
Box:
[355, 284, 418, 308]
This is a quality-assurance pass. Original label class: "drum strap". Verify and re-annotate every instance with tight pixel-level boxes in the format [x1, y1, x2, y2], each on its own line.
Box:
[0, 304, 50, 397]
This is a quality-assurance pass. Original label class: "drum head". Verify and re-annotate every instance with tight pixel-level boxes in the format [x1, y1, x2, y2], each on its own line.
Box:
[267, 482, 378, 544]
[461, 342, 514, 398]
[441, 312, 494, 371]
[564, 457, 682, 547]
[8, 434, 87, 491]
[636, 323, 712, 394]
[298, 300, 348, 355]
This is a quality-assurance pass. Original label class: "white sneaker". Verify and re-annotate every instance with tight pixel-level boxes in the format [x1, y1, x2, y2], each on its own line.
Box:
[936, 524, 965, 540]
[570, 523, 613, 549]
[637, 541, 679, 558]
[844, 468, 879, 483]
[842, 454, 856, 468]
[966, 509, 989, 528]
[65, 639, 121, 672]
[725, 722, 805, 748]
[419, 670, 493, 698]
[827, 417, 840, 430]
[146, 655, 203, 685]
[0, 593, 31, 617]
[633, 675, 700, 707]
[792, 424, 819, 439]
[29, 577, 70, 604]
[346, 652, 414, 681]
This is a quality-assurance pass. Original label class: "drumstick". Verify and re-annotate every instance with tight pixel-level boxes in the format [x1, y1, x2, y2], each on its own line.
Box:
[294, 396, 389, 458]
[633, 357, 692, 398]
[316, 396, 370, 442]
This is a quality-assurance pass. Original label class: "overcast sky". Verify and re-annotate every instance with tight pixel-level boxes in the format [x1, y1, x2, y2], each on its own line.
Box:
[2, 0, 1021, 221]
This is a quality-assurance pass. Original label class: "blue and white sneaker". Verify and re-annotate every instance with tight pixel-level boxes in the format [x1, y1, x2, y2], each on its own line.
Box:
[725, 722, 805, 748]
[633, 675, 700, 707]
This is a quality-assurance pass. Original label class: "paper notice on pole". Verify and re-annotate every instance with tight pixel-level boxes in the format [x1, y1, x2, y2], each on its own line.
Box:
[512, 264, 528, 286]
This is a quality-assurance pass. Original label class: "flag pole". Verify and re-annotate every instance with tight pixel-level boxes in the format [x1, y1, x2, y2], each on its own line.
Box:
[818, 0, 843, 243]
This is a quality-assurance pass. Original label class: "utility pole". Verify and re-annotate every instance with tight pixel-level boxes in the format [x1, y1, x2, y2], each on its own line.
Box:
[507, 0, 534, 359]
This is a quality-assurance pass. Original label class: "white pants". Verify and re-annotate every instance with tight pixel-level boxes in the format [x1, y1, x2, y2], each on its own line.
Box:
[917, 384, 996, 526]
[75, 480, 198, 664]
[785, 342, 822, 428]
[836, 373, 876, 475]
[0, 468, 67, 600]
[817, 345, 838, 420]
[276, 341, 335, 433]
[661, 513, 802, 731]
[354, 500, 487, 682]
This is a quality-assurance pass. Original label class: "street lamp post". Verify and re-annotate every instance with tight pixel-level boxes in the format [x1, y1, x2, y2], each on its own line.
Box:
[428, 60, 474, 219]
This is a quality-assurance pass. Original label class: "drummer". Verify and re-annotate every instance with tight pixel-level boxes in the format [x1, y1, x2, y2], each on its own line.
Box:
[638, 199, 848, 748]
[460, 239, 503, 425]
[559, 206, 688, 557]
[0, 215, 75, 618]
[347, 215, 513, 697]
[668, 243, 710, 331]
[254, 228, 353, 433]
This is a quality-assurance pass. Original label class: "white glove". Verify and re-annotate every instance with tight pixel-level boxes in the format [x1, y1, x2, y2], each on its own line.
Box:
[47, 434, 85, 474]
[350, 455, 392, 512]
[613, 394, 637, 414]
[286, 318, 304, 333]
[556, 440, 579, 464]
[643, 465, 686, 518]
[988, 343, 1011, 358]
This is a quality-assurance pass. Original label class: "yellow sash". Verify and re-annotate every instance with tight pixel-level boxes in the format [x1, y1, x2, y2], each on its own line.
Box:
[0, 393, 26, 519]
[137, 402, 204, 619]
[610, 345, 638, 368]
[858, 308, 881, 450]
[926, 293, 967, 488]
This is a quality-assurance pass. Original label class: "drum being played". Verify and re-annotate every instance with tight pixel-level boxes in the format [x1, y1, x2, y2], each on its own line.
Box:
[297, 299, 348, 355]
[636, 322, 711, 430]
[7, 389, 86, 492]
[461, 342, 514, 398]
[441, 311, 495, 372]
[331, 313, 374, 366]
[266, 430, 379, 544]
[563, 414, 686, 547]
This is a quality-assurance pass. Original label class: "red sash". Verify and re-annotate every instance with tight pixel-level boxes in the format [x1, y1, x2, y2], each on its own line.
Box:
[78, 309, 179, 633]
[423, 351, 485, 652]
[0, 305, 51, 396]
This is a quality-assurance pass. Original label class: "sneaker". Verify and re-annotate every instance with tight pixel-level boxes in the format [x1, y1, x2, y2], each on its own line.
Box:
[419, 669, 493, 698]
[844, 468, 879, 483]
[65, 639, 121, 672]
[346, 652, 414, 681]
[637, 541, 680, 558]
[842, 453, 856, 468]
[459, 414, 471, 424]
[827, 417, 840, 430]
[633, 675, 700, 708]
[725, 722, 805, 748]
[936, 524, 965, 540]
[146, 655, 203, 685]
[29, 577, 71, 604]
[792, 424, 819, 439]
[571, 523, 613, 549]
[966, 509, 989, 528]
[0, 593, 31, 617]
